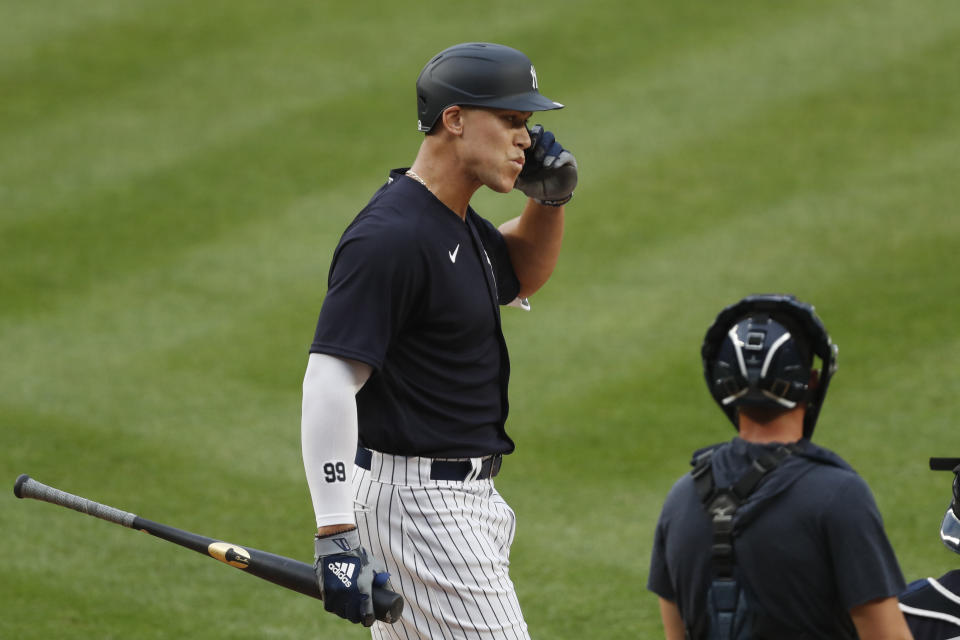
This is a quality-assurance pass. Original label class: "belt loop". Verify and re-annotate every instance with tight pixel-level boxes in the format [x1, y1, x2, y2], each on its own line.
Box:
[466, 457, 483, 482]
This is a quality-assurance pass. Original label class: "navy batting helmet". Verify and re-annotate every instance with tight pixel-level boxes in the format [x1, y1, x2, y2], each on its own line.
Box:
[415, 42, 564, 133]
[701, 294, 838, 438]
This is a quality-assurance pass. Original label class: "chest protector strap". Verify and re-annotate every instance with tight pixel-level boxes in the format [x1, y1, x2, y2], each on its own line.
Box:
[688, 444, 799, 640]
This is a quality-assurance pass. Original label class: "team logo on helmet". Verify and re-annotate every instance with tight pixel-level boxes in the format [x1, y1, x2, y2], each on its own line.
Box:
[530, 65, 538, 89]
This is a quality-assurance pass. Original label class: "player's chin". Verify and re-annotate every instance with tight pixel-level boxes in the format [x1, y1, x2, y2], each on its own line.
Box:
[490, 166, 522, 193]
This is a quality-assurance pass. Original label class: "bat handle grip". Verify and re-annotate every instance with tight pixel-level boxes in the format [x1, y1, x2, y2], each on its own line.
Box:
[372, 585, 404, 624]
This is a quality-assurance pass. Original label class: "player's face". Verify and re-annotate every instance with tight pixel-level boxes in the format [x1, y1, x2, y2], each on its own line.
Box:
[460, 108, 532, 193]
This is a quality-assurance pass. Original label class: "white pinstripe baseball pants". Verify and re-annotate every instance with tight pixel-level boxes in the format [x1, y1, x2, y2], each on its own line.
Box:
[352, 450, 530, 640]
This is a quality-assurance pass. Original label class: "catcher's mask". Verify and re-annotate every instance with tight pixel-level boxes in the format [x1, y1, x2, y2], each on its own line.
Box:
[701, 294, 838, 438]
[936, 460, 960, 555]
[415, 42, 564, 133]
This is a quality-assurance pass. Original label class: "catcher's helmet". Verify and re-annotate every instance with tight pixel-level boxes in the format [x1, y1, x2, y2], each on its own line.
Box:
[701, 294, 838, 438]
[415, 42, 564, 133]
[940, 463, 960, 554]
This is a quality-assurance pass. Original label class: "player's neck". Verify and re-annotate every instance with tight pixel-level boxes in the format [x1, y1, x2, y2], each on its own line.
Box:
[737, 405, 805, 444]
[410, 141, 480, 219]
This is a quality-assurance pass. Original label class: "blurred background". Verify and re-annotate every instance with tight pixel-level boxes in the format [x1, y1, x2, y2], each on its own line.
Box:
[2, 1, 957, 637]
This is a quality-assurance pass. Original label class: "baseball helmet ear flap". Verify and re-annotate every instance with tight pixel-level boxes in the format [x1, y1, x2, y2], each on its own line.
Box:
[701, 294, 838, 438]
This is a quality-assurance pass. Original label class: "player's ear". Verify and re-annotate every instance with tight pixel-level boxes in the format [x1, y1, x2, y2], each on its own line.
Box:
[440, 106, 464, 136]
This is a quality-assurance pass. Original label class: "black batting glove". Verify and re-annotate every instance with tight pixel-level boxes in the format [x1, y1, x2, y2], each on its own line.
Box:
[514, 125, 578, 206]
[314, 528, 391, 627]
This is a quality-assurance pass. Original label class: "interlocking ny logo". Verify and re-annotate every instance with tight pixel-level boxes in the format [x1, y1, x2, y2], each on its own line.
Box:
[530, 65, 538, 89]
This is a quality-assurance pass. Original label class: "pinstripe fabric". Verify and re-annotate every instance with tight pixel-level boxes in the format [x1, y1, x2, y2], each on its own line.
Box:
[352, 451, 530, 640]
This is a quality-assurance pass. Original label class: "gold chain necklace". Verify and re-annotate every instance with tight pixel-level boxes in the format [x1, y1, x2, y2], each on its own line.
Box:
[405, 169, 428, 189]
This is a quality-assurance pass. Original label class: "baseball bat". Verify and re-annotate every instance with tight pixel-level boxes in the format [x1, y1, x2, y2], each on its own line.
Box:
[930, 458, 960, 471]
[13, 474, 403, 624]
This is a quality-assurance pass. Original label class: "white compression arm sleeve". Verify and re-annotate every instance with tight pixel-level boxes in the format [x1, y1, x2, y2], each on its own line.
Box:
[301, 353, 371, 529]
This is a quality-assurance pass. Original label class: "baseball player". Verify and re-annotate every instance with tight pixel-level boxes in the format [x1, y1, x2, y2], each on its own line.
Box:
[899, 460, 960, 639]
[647, 294, 912, 639]
[301, 42, 577, 638]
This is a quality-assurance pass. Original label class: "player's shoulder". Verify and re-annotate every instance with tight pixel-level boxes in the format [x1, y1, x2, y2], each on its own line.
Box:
[789, 451, 879, 521]
[661, 462, 702, 509]
[349, 170, 456, 238]
[338, 175, 422, 248]
[795, 441, 861, 479]
[354, 176, 417, 227]
[792, 455, 866, 499]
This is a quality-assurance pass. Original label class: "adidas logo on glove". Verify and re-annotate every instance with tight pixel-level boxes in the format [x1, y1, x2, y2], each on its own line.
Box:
[328, 561, 356, 588]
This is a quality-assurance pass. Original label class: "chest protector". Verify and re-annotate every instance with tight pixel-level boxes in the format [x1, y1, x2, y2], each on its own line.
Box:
[688, 445, 811, 640]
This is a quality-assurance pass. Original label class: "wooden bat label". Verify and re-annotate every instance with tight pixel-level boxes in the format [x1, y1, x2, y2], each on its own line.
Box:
[207, 542, 251, 569]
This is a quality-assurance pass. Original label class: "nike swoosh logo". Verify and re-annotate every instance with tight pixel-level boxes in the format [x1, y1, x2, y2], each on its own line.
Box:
[449, 244, 460, 263]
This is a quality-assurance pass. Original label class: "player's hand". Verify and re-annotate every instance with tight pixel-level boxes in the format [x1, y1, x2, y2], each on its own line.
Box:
[314, 528, 391, 627]
[514, 125, 578, 206]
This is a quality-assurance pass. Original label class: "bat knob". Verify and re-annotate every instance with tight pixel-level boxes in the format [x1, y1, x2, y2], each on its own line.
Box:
[373, 586, 404, 624]
[14, 474, 31, 499]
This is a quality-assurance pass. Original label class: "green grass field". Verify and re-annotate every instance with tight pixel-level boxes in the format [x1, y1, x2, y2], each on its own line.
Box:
[2, 1, 958, 637]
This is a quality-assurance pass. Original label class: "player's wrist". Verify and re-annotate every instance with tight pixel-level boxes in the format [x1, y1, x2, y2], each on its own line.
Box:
[315, 527, 361, 556]
[316, 523, 357, 537]
[534, 192, 572, 207]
